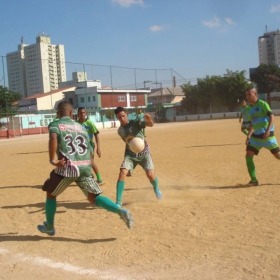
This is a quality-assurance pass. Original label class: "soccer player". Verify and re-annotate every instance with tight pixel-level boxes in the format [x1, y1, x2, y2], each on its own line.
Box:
[77, 107, 103, 185]
[239, 99, 250, 135]
[245, 85, 280, 186]
[114, 106, 162, 207]
[37, 101, 134, 236]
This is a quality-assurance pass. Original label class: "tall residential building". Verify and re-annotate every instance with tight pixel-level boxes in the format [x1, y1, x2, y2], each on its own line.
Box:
[258, 28, 280, 65]
[6, 34, 67, 98]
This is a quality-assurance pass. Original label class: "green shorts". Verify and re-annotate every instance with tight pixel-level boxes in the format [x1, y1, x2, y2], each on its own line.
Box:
[241, 121, 250, 129]
[120, 153, 154, 175]
[246, 135, 280, 155]
[42, 170, 102, 197]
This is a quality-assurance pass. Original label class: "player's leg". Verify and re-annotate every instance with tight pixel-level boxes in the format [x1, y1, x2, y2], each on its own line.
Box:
[91, 156, 103, 184]
[241, 123, 249, 135]
[266, 136, 280, 159]
[245, 139, 261, 186]
[116, 156, 134, 206]
[141, 154, 162, 199]
[77, 176, 134, 229]
[38, 171, 75, 235]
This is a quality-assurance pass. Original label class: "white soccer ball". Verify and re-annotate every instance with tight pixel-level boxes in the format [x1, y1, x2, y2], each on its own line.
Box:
[128, 137, 145, 153]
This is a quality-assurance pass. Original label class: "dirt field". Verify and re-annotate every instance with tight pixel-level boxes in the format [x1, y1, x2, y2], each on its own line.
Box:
[0, 118, 280, 280]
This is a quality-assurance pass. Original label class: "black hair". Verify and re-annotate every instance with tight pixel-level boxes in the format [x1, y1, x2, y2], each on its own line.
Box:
[78, 107, 86, 113]
[114, 106, 125, 115]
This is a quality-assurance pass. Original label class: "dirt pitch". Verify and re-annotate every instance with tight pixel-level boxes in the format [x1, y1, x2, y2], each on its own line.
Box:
[0, 118, 280, 280]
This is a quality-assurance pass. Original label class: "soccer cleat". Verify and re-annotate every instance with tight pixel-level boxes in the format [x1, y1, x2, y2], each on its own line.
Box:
[119, 209, 134, 229]
[154, 188, 163, 200]
[246, 180, 259, 186]
[37, 223, 55, 236]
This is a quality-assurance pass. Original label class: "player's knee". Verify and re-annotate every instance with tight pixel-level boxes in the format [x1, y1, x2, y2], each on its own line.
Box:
[88, 193, 98, 204]
[274, 152, 280, 160]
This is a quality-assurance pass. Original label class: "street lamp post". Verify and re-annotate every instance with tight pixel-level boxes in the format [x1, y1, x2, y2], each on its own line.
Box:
[153, 82, 163, 104]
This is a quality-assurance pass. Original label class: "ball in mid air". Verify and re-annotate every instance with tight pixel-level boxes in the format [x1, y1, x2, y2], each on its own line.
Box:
[128, 137, 145, 153]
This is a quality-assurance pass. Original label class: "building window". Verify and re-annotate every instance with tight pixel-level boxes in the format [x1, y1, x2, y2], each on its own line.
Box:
[92, 96, 96, 101]
[118, 96, 125, 102]
[130, 96, 137, 101]
[88, 96, 90, 102]
[81, 97, 84, 103]
[69, 98, 73, 105]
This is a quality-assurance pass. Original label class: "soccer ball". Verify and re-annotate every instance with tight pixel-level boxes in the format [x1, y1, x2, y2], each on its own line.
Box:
[128, 137, 145, 153]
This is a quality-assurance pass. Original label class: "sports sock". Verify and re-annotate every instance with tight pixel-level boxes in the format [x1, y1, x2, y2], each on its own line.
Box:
[45, 197, 56, 229]
[95, 195, 119, 214]
[246, 156, 257, 182]
[96, 173, 102, 182]
[116, 180, 125, 203]
[242, 129, 248, 135]
[151, 177, 159, 190]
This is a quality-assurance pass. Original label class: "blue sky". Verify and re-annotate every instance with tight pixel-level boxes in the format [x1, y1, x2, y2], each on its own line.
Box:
[1, 0, 280, 89]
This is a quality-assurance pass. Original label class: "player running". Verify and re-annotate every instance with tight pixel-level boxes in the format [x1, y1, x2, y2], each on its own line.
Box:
[244, 85, 280, 186]
[77, 107, 103, 185]
[114, 106, 162, 207]
[37, 101, 134, 236]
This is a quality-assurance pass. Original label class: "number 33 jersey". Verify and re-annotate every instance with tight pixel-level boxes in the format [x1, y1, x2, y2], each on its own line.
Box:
[49, 116, 94, 177]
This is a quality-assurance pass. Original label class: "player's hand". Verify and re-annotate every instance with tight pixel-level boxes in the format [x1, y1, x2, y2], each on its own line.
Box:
[263, 131, 270, 139]
[245, 137, 250, 145]
[97, 148, 101, 158]
[144, 114, 152, 121]
[53, 159, 66, 167]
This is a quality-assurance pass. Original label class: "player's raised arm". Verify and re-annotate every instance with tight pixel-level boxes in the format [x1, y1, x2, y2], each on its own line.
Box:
[144, 114, 154, 127]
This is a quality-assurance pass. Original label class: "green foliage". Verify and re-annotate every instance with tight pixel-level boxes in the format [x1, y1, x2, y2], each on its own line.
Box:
[0, 86, 22, 115]
[181, 70, 249, 113]
[250, 63, 280, 94]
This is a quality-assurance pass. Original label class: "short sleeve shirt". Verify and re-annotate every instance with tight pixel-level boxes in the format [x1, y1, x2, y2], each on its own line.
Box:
[77, 119, 99, 140]
[49, 116, 93, 177]
[118, 119, 149, 156]
[247, 99, 274, 135]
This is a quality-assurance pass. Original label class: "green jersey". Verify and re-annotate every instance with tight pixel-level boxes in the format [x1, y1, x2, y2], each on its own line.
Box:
[247, 99, 274, 137]
[240, 105, 250, 123]
[48, 116, 94, 177]
[77, 119, 99, 141]
[118, 119, 149, 156]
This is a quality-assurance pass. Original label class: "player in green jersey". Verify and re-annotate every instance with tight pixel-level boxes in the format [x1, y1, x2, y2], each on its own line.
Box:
[244, 86, 280, 186]
[114, 106, 162, 207]
[239, 100, 250, 135]
[77, 107, 103, 185]
[37, 101, 134, 236]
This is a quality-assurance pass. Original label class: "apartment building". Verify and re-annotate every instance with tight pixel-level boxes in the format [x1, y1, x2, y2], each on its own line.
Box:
[6, 34, 67, 98]
[258, 28, 280, 65]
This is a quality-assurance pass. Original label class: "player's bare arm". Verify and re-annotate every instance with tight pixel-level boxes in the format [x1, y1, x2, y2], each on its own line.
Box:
[144, 114, 154, 127]
[94, 133, 101, 157]
[264, 114, 274, 139]
[49, 132, 65, 167]
[245, 124, 253, 145]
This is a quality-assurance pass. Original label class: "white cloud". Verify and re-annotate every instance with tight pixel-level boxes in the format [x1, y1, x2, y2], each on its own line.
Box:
[149, 25, 166, 32]
[225, 17, 236, 25]
[111, 0, 144, 7]
[202, 16, 220, 28]
[270, 4, 280, 13]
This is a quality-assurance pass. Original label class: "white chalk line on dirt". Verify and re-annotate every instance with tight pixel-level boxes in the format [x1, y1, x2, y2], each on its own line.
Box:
[0, 247, 128, 280]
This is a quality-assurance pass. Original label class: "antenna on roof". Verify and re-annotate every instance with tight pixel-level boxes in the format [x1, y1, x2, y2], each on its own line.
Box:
[265, 24, 268, 32]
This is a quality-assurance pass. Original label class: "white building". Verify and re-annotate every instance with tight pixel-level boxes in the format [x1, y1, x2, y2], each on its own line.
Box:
[258, 28, 280, 65]
[6, 34, 67, 98]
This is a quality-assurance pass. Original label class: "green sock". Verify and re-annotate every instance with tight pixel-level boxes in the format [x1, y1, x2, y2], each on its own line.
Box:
[151, 177, 159, 190]
[242, 129, 248, 135]
[45, 198, 56, 229]
[116, 181, 125, 203]
[246, 156, 257, 182]
[95, 195, 120, 214]
[96, 173, 102, 182]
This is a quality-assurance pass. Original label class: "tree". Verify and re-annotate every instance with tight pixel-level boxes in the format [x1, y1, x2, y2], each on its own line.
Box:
[216, 70, 248, 112]
[181, 82, 199, 114]
[250, 63, 280, 106]
[0, 86, 22, 115]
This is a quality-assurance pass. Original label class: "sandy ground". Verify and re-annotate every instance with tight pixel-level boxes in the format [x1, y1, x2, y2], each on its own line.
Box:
[0, 118, 280, 280]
